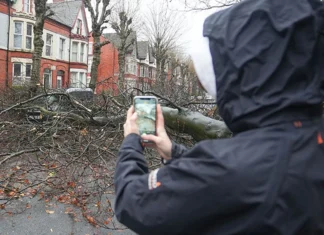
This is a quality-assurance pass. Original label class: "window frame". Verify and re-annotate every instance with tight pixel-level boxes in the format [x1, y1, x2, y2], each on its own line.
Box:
[76, 19, 82, 35]
[43, 68, 52, 89]
[26, 23, 33, 50]
[72, 42, 78, 62]
[45, 33, 53, 57]
[80, 43, 85, 63]
[13, 63, 22, 81]
[24, 0, 31, 13]
[14, 21, 23, 48]
[59, 38, 65, 60]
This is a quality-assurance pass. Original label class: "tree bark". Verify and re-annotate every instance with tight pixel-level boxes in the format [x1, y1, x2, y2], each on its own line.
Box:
[84, 0, 111, 91]
[30, 0, 48, 97]
[162, 107, 231, 141]
[89, 34, 101, 91]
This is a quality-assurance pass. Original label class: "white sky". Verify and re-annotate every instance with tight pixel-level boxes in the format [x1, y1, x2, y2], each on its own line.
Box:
[41, 0, 223, 56]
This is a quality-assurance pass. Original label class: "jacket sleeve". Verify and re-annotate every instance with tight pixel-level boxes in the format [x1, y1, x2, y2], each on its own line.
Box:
[171, 141, 188, 159]
[114, 134, 232, 235]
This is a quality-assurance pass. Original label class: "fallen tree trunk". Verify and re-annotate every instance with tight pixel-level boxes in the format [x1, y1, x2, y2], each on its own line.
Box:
[162, 107, 231, 141]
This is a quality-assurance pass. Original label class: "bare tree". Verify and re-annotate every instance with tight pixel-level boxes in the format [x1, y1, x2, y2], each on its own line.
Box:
[109, 0, 141, 87]
[168, 0, 242, 11]
[30, 0, 54, 96]
[84, 0, 112, 91]
[143, 2, 186, 87]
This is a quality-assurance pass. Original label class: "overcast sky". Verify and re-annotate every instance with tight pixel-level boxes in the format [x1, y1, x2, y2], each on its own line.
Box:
[83, 0, 222, 54]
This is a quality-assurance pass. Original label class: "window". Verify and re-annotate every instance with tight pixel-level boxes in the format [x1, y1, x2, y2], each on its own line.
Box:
[26, 64, 32, 82]
[26, 24, 32, 49]
[88, 43, 93, 55]
[72, 42, 78, 62]
[59, 38, 65, 60]
[14, 22, 23, 48]
[45, 34, 53, 56]
[80, 43, 85, 63]
[13, 63, 22, 85]
[57, 70, 64, 89]
[70, 72, 78, 88]
[140, 65, 145, 77]
[79, 72, 85, 87]
[43, 68, 52, 89]
[24, 0, 31, 13]
[76, 19, 82, 35]
[12, 63, 32, 85]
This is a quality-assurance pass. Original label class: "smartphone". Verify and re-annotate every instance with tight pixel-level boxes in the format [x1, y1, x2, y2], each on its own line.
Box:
[133, 96, 157, 142]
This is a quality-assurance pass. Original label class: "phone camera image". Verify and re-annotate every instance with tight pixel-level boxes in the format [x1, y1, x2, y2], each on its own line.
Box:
[134, 98, 156, 136]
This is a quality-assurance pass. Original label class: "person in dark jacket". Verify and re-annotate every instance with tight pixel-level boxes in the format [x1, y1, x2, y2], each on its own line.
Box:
[114, 0, 324, 234]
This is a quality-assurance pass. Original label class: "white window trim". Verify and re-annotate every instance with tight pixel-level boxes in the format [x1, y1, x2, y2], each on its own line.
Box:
[12, 63, 32, 85]
[45, 33, 53, 57]
[43, 68, 52, 89]
[14, 21, 23, 49]
[26, 23, 32, 50]
[59, 38, 65, 60]
[70, 71, 87, 88]
[24, 0, 31, 13]
[80, 43, 85, 63]
[72, 41, 79, 62]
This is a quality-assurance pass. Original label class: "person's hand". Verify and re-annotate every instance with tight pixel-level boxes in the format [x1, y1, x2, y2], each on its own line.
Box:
[123, 106, 139, 137]
[141, 104, 172, 160]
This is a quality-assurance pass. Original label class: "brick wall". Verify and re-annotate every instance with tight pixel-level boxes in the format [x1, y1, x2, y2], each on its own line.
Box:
[44, 19, 70, 37]
[0, 49, 8, 88]
[93, 35, 119, 94]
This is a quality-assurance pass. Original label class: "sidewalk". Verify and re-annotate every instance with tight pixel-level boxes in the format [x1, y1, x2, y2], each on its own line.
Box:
[0, 196, 136, 235]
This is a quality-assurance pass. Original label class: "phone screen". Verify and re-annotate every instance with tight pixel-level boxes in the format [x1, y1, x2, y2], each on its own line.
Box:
[134, 97, 157, 136]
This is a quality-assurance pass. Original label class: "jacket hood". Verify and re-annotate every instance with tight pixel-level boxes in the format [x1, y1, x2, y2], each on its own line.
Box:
[190, 0, 324, 133]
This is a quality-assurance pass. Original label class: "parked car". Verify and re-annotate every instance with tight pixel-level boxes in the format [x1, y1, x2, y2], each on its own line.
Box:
[27, 88, 94, 121]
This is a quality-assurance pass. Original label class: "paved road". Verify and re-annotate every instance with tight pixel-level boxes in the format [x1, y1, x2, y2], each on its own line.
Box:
[0, 196, 136, 235]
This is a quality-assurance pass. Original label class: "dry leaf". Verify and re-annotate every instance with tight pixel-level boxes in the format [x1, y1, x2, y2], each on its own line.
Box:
[86, 215, 96, 225]
[80, 128, 88, 136]
[27, 216, 31, 219]
[46, 210, 55, 214]
[26, 203, 31, 209]
[0, 204, 5, 210]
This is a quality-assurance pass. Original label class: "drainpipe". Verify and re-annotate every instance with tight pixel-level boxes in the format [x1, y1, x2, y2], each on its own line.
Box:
[68, 29, 71, 88]
[5, 0, 11, 87]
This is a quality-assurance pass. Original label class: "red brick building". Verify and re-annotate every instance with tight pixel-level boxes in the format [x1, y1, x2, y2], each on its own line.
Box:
[88, 33, 119, 94]
[0, 0, 89, 89]
[88, 32, 157, 94]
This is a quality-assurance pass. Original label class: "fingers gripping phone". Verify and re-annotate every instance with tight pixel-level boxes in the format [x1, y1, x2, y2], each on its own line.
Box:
[133, 96, 157, 143]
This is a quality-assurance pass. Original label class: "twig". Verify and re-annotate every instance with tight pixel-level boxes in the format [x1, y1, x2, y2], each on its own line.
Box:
[0, 93, 66, 116]
[0, 148, 40, 165]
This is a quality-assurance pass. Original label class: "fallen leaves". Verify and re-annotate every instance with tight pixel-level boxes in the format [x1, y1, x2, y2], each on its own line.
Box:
[104, 217, 112, 225]
[85, 215, 96, 226]
[46, 210, 55, 214]
[80, 128, 88, 136]
[67, 181, 76, 188]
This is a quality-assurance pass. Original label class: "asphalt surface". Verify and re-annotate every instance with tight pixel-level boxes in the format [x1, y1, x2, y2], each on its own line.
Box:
[0, 196, 136, 235]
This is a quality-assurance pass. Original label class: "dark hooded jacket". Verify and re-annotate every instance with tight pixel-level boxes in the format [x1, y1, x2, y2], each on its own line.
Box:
[114, 0, 324, 234]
